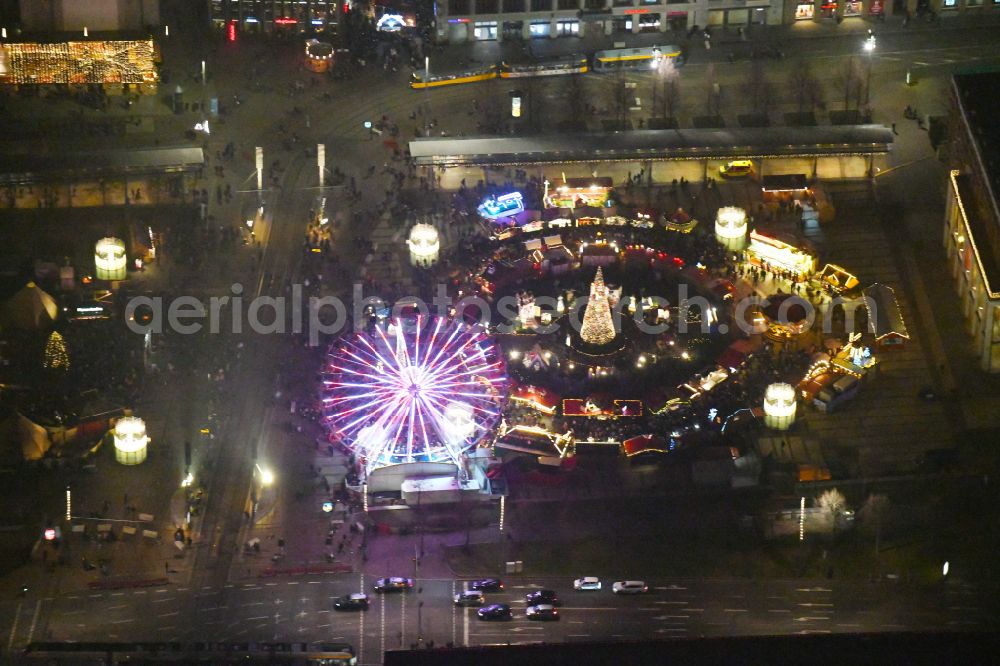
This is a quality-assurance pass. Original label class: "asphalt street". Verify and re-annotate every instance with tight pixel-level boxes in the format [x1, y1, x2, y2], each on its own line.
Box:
[8, 574, 998, 664]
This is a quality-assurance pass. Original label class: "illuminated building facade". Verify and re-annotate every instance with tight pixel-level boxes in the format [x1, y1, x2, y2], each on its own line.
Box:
[944, 71, 1000, 372]
[208, 0, 341, 34]
[17, 0, 160, 32]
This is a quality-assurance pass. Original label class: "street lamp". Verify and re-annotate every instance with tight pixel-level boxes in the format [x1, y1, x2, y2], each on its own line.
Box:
[863, 32, 876, 108]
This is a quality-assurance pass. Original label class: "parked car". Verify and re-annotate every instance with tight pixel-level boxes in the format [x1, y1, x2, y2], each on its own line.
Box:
[470, 578, 504, 592]
[573, 577, 602, 591]
[477, 603, 513, 620]
[333, 593, 369, 611]
[454, 590, 486, 607]
[373, 577, 414, 593]
[525, 589, 560, 606]
[612, 580, 648, 595]
[526, 604, 560, 621]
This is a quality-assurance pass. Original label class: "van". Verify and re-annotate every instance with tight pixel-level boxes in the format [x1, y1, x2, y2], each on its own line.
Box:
[719, 160, 754, 178]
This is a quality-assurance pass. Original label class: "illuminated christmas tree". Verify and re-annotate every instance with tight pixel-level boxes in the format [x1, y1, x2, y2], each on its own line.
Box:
[580, 267, 617, 346]
[43, 331, 70, 370]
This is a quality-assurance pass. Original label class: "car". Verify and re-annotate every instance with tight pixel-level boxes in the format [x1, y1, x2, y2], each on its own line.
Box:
[526, 604, 560, 621]
[477, 603, 512, 621]
[719, 160, 754, 178]
[333, 593, 370, 611]
[574, 577, 602, 591]
[525, 589, 560, 606]
[469, 578, 504, 592]
[373, 577, 414, 593]
[612, 580, 648, 595]
[454, 590, 485, 607]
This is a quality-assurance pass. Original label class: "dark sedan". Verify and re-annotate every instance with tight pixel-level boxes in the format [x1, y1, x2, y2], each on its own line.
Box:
[477, 603, 512, 621]
[470, 578, 504, 592]
[525, 589, 560, 606]
[333, 593, 369, 611]
[373, 577, 414, 593]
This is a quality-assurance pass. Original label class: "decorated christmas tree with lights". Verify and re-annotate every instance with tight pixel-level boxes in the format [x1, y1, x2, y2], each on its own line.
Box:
[43, 331, 70, 370]
[580, 267, 617, 346]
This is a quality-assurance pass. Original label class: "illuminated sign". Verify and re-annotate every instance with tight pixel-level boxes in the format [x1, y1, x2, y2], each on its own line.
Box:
[377, 14, 406, 32]
[227, 20, 237, 41]
[624, 8, 650, 14]
[478, 192, 525, 219]
[274, 17, 298, 25]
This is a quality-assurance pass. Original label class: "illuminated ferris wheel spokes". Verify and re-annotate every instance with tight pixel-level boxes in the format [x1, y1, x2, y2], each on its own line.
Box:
[323, 318, 506, 475]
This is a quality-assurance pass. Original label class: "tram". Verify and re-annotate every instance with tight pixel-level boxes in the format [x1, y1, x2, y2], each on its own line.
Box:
[500, 55, 588, 78]
[409, 65, 498, 89]
[591, 45, 685, 72]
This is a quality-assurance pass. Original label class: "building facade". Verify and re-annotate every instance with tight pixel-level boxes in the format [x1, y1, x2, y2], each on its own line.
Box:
[18, 0, 160, 32]
[208, 0, 341, 34]
[943, 71, 1000, 372]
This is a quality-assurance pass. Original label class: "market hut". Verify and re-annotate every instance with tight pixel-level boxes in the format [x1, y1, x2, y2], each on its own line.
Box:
[863, 283, 910, 348]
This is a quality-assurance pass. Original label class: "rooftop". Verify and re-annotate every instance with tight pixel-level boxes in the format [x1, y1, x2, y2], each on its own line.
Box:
[409, 126, 894, 167]
[953, 70, 1000, 203]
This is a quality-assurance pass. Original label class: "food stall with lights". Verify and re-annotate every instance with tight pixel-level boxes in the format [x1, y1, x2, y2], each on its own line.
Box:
[746, 231, 816, 281]
[544, 177, 614, 209]
[304, 39, 334, 73]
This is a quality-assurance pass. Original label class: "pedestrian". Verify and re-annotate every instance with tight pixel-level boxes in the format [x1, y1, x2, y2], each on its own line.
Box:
[891, 122, 897, 135]
[164, 561, 169, 574]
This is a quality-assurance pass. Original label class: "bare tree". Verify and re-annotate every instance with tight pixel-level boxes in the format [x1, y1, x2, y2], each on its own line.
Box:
[704, 63, 721, 118]
[561, 74, 587, 127]
[835, 57, 865, 111]
[859, 494, 891, 567]
[740, 61, 774, 116]
[817, 488, 847, 527]
[788, 60, 819, 114]
[650, 58, 680, 121]
[607, 67, 632, 127]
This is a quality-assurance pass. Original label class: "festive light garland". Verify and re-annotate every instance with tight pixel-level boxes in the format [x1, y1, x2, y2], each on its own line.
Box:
[1, 40, 157, 85]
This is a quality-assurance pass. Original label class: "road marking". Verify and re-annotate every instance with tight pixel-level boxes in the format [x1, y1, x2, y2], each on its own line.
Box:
[654, 601, 689, 605]
[723, 609, 748, 613]
[308, 581, 322, 585]
[654, 586, 687, 591]
[794, 616, 830, 622]
[913, 61, 930, 66]
[568, 634, 591, 637]
[112, 619, 135, 624]
[836, 624, 863, 628]
[287, 582, 299, 585]
[797, 603, 834, 607]
[795, 588, 832, 593]
[246, 616, 269, 621]
[464, 605, 470, 647]
[159, 612, 179, 618]
[89, 594, 102, 598]
[265, 583, 277, 587]
[6, 602, 20, 652]
[176, 588, 188, 591]
[768, 609, 792, 613]
[111, 592, 124, 597]
[156, 626, 175, 632]
[152, 598, 172, 604]
[107, 605, 128, 611]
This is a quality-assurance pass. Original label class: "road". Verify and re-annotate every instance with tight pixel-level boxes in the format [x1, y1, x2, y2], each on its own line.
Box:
[10, 574, 997, 663]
